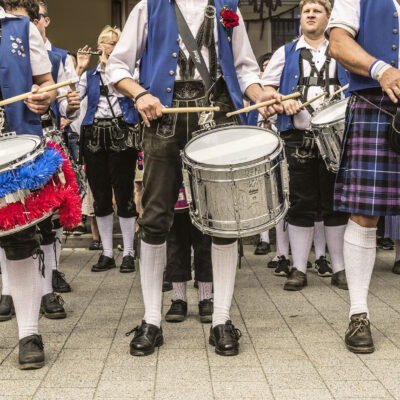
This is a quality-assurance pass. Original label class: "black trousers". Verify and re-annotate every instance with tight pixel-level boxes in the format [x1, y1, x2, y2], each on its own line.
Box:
[140, 80, 239, 245]
[281, 129, 348, 228]
[165, 212, 212, 283]
[0, 226, 41, 261]
[83, 125, 138, 218]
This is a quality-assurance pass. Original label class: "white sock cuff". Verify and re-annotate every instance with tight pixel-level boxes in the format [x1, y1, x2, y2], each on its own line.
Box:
[345, 219, 377, 249]
[212, 241, 237, 251]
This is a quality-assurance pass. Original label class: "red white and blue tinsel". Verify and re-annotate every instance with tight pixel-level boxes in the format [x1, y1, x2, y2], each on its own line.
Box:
[0, 141, 81, 232]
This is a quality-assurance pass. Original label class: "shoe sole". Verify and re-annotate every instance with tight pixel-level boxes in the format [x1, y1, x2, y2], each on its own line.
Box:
[199, 315, 212, 323]
[267, 264, 277, 269]
[52, 287, 71, 293]
[91, 265, 116, 272]
[284, 283, 307, 291]
[317, 272, 333, 277]
[274, 271, 289, 277]
[0, 314, 13, 322]
[346, 343, 375, 354]
[19, 361, 45, 370]
[254, 251, 268, 255]
[209, 337, 239, 356]
[43, 312, 67, 319]
[120, 268, 136, 273]
[165, 314, 187, 323]
[130, 336, 164, 356]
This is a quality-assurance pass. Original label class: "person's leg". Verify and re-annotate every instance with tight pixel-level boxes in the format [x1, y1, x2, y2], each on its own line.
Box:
[0, 247, 14, 322]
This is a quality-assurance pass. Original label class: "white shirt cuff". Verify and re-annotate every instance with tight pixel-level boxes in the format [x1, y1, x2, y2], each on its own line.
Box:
[326, 23, 357, 38]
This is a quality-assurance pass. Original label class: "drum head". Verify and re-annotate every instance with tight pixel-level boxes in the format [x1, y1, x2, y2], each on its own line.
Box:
[311, 98, 349, 126]
[0, 135, 42, 171]
[184, 126, 280, 166]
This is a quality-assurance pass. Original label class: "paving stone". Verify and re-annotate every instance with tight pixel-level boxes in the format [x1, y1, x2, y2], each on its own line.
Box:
[210, 366, 266, 382]
[325, 380, 390, 398]
[272, 389, 333, 400]
[155, 381, 213, 400]
[95, 380, 154, 398]
[212, 381, 273, 399]
[0, 380, 41, 396]
[33, 388, 95, 400]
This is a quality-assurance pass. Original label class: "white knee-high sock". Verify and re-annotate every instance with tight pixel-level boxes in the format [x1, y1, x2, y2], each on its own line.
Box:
[54, 227, 63, 270]
[288, 224, 314, 274]
[395, 240, 400, 262]
[172, 282, 187, 302]
[260, 230, 269, 243]
[212, 241, 238, 327]
[325, 225, 346, 273]
[313, 221, 326, 259]
[140, 241, 166, 327]
[344, 219, 376, 319]
[41, 244, 55, 296]
[276, 220, 289, 258]
[0, 248, 10, 295]
[5, 256, 42, 339]
[96, 214, 114, 258]
[119, 217, 136, 257]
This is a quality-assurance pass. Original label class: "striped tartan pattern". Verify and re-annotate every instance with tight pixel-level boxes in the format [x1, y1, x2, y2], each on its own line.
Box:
[334, 89, 400, 216]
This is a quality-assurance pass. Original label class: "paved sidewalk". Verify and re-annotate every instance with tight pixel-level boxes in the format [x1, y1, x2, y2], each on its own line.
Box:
[0, 245, 399, 399]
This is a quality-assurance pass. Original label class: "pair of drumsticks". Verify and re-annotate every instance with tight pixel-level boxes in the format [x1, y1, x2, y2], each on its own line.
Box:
[0, 80, 349, 117]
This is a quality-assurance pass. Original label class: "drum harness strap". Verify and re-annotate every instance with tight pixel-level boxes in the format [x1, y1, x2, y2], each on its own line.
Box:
[0, 23, 9, 134]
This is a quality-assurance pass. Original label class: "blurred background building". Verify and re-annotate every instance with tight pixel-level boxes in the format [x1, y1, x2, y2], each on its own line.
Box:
[48, 0, 300, 67]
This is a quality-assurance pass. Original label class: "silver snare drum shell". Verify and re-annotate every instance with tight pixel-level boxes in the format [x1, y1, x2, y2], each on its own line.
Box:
[181, 126, 290, 238]
[311, 98, 349, 173]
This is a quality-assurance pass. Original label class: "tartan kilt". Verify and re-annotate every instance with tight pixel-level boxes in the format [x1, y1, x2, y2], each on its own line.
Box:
[334, 89, 400, 216]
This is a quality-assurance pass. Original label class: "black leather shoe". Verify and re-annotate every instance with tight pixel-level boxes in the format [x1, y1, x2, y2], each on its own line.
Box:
[52, 270, 71, 293]
[198, 299, 213, 323]
[331, 270, 348, 290]
[267, 259, 278, 269]
[91, 255, 116, 272]
[19, 334, 45, 370]
[120, 255, 136, 273]
[0, 295, 14, 322]
[209, 320, 242, 356]
[127, 321, 163, 356]
[254, 240, 271, 255]
[315, 256, 333, 277]
[284, 268, 307, 291]
[274, 256, 290, 277]
[345, 313, 374, 354]
[392, 260, 400, 275]
[41, 293, 66, 319]
[165, 300, 187, 323]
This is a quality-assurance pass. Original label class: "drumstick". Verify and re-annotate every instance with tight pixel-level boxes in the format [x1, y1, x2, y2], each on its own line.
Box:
[56, 90, 80, 100]
[329, 84, 349, 99]
[226, 92, 301, 117]
[161, 106, 220, 114]
[298, 91, 328, 110]
[0, 78, 79, 107]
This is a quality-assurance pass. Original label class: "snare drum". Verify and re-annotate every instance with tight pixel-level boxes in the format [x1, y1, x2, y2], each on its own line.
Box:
[181, 126, 289, 238]
[311, 98, 349, 173]
[0, 132, 81, 237]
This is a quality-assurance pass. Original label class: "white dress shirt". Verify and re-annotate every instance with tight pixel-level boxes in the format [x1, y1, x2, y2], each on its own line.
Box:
[106, 0, 260, 96]
[262, 36, 342, 131]
[45, 39, 78, 81]
[78, 64, 122, 119]
[0, 8, 51, 77]
[327, 0, 400, 66]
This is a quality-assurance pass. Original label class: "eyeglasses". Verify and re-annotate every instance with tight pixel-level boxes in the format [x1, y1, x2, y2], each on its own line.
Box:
[38, 13, 47, 19]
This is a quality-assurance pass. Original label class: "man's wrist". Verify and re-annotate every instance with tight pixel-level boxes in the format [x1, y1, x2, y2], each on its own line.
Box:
[369, 60, 390, 81]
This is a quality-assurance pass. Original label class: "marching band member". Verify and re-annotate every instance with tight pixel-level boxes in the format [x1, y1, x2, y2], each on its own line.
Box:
[0, 0, 56, 369]
[263, 0, 349, 291]
[328, 0, 400, 354]
[107, 0, 282, 357]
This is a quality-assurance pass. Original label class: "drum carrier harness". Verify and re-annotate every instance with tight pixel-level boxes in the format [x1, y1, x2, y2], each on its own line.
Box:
[0, 23, 10, 134]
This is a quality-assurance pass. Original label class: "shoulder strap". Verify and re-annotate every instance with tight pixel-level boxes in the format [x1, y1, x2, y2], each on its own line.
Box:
[99, 74, 117, 120]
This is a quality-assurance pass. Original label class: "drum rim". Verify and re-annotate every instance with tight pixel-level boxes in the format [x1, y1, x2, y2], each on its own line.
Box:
[0, 134, 45, 174]
[0, 211, 53, 238]
[182, 125, 282, 169]
[310, 98, 349, 127]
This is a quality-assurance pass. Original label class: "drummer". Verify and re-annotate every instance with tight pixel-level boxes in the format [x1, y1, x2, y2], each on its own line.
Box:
[328, 0, 400, 354]
[0, 0, 56, 369]
[263, 0, 349, 291]
[107, 0, 282, 357]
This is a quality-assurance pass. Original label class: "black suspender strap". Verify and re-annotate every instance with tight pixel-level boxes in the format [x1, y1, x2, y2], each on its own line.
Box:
[99, 74, 117, 120]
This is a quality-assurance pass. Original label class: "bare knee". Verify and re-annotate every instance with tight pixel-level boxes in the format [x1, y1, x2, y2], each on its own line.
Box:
[350, 214, 379, 228]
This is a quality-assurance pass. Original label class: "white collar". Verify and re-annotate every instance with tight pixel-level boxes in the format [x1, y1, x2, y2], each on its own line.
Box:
[296, 35, 329, 52]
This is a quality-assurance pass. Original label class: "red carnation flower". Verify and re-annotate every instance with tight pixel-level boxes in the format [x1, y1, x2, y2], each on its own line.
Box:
[220, 8, 239, 28]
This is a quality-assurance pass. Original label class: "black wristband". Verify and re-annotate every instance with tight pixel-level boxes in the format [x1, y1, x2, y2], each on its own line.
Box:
[134, 91, 150, 104]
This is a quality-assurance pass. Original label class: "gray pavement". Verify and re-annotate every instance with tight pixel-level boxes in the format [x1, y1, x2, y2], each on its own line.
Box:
[0, 245, 400, 399]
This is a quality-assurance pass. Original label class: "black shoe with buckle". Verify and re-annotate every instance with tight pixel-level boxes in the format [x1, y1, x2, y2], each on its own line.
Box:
[254, 240, 271, 255]
[41, 293, 67, 319]
[0, 295, 14, 322]
[331, 270, 348, 290]
[19, 334, 45, 370]
[209, 320, 242, 356]
[284, 268, 307, 291]
[91, 254, 116, 272]
[345, 313, 374, 354]
[127, 321, 163, 356]
[274, 256, 290, 277]
[52, 270, 71, 293]
[165, 299, 187, 323]
[315, 256, 333, 277]
[198, 299, 213, 323]
[120, 255, 136, 273]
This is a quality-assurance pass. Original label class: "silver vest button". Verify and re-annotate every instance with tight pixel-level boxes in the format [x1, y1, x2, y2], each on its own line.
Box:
[393, 45, 397, 51]
[169, 70, 175, 76]
[167, 88, 172, 93]
[172, 52, 177, 58]
[392, 60, 396, 66]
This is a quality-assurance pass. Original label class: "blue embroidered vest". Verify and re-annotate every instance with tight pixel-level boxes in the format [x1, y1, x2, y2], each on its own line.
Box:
[349, 0, 399, 92]
[140, 0, 246, 124]
[48, 50, 62, 129]
[277, 39, 349, 133]
[0, 16, 42, 135]
[51, 45, 68, 67]
[82, 66, 139, 126]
